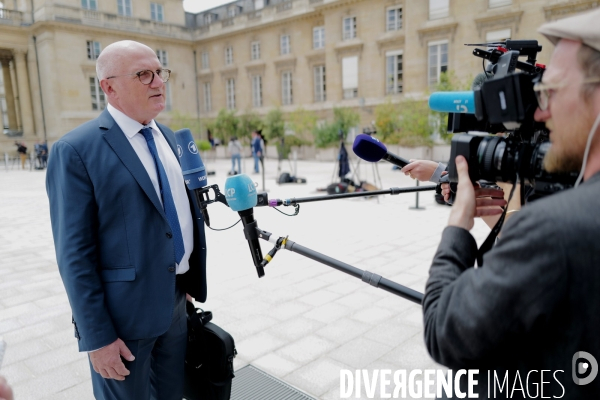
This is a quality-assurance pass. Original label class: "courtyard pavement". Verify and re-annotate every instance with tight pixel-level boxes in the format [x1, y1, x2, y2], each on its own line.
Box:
[0, 155, 492, 399]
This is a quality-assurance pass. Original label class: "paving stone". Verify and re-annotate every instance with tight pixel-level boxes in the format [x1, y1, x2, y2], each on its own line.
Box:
[284, 357, 351, 398]
[235, 331, 286, 361]
[329, 337, 394, 369]
[267, 316, 325, 342]
[253, 352, 302, 377]
[303, 302, 353, 324]
[276, 335, 337, 364]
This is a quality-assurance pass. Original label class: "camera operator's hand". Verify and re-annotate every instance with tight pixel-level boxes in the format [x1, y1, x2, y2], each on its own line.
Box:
[448, 156, 506, 231]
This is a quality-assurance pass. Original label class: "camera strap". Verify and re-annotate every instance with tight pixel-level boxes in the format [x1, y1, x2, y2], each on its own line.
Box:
[476, 175, 520, 266]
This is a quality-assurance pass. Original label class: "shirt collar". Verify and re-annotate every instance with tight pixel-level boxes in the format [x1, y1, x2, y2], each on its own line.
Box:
[107, 103, 160, 139]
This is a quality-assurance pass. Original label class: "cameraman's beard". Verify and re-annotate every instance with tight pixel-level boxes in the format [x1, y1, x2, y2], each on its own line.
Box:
[543, 147, 583, 173]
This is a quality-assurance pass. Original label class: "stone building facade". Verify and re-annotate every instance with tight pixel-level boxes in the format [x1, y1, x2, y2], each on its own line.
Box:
[0, 0, 597, 152]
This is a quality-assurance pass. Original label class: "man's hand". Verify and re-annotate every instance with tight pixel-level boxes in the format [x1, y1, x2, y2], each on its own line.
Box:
[0, 375, 14, 400]
[448, 156, 506, 231]
[90, 338, 135, 381]
[400, 159, 438, 181]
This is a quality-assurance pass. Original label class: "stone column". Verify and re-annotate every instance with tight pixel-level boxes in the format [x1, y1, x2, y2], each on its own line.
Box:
[0, 57, 19, 132]
[13, 49, 34, 136]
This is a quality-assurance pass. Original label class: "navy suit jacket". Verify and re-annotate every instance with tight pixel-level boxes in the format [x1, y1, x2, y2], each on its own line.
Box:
[46, 109, 207, 352]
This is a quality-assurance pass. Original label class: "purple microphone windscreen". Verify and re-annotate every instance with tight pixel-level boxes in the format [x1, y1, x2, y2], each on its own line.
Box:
[174, 128, 207, 190]
[352, 134, 388, 162]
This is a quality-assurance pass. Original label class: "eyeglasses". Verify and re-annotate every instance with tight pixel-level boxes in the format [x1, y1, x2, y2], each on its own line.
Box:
[105, 69, 171, 85]
[534, 77, 600, 111]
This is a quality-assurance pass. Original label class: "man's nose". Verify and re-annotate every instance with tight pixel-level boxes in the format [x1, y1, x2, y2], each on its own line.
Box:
[534, 106, 550, 122]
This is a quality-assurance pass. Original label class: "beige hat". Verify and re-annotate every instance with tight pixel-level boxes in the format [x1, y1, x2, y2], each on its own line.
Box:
[538, 7, 600, 52]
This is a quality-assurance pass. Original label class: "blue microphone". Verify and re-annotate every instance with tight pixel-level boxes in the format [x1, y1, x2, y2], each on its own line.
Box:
[174, 128, 211, 225]
[225, 174, 265, 278]
[428, 91, 475, 114]
[352, 134, 410, 168]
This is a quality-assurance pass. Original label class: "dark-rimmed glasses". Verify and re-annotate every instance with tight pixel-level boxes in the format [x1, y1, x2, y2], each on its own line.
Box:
[534, 78, 600, 111]
[105, 69, 171, 85]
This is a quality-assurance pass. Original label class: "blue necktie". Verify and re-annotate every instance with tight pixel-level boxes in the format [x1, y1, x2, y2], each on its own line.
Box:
[140, 127, 185, 264]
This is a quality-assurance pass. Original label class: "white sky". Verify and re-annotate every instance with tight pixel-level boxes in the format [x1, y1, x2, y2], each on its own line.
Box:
[183, 0, 233, 13]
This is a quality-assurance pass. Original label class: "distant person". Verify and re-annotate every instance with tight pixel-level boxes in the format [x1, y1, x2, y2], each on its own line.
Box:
[228, 136, 242, 175]
[15, 141, 27, 169]
[34, 140, 47, 169]
[251, 131, 263, 174]
[41, 141, 48, 168]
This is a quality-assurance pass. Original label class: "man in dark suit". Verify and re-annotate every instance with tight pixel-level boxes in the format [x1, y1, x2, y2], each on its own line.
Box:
[423, 9, 600, 398]
[46, 40, 207, 399]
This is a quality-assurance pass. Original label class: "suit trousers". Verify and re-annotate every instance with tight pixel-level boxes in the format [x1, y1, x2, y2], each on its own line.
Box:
[90, 287, 187, 400]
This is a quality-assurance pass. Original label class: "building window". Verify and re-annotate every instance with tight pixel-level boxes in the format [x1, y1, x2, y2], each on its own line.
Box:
[87, 41, 101, 60]
[226, 78, 236, 110]
[489, 0, 512, 8]
[282, 71, 293, 105]
[117, 0, 132, 16]
[313, 65, 326, 102]
[203, 82, 212, 112]
[429, 0, 449, 20]
[486, 28, 511, 43]
[251, 42, 261, 60]
[280, 35, 291, 55]
[90, 77, 106, 111]
[156, 50, 168, 67]
[165, 82, 172, 111]
[313, 26, 325, 49]
[387, 7, 402, 31]
[81, 0, 97, 10]
[386, 50, 403, 94]
[342, 56, 358, 99]
[225, 46, 233, 65]
[254, 0, 265, 10]
[428, 40, 448, 86]
[201, 51, 209, 69]
[252, 75, 262, 107]
[150, 3, 164, 22]
[343, 17, 356, 40]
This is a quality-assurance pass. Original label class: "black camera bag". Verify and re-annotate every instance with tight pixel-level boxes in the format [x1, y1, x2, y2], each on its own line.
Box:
[183, 302, 236, 400]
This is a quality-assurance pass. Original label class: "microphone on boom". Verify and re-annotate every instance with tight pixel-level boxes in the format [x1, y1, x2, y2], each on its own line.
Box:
[174, 129, 211, 225]
[352, 134, 410, 168]
[428, 91, 476, 114]
[224, 174, 265, 278]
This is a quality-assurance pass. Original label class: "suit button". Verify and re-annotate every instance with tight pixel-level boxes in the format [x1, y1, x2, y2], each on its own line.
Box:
[168, 267, 175, 272]
[166, 232, 173, 238]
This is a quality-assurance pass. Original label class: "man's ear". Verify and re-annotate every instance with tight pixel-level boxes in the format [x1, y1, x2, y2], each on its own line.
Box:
[100, 79, 116, 100]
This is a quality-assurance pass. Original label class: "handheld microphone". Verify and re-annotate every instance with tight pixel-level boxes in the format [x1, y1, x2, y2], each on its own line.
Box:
[352, 134, 410, 168]
[175, 129, 211, 225]
[428, 91, 475, 114]
[224, 174, 265, 278]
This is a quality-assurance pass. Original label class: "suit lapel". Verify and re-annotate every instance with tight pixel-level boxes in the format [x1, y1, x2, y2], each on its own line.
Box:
[98, 110, 167, 220]
[156, 123, 179, 163]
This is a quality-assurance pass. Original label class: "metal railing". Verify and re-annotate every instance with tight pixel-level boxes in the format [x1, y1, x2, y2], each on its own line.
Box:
[0, 8, 24, 25]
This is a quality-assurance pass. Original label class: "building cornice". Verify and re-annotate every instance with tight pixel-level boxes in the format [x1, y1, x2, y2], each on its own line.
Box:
[543, 0, 599, 21]
[416, 20, 458, 46]
[474, 10, 523, 37]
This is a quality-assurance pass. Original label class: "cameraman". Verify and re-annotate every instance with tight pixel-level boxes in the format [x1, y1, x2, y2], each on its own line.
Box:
[423, 9, 600, 399]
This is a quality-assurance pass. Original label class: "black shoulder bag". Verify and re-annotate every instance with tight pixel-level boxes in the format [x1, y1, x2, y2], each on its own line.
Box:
[183, 302, 237, 400]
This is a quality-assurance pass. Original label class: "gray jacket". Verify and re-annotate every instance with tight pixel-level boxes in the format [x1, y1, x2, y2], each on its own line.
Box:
[423, 173, 600, 399]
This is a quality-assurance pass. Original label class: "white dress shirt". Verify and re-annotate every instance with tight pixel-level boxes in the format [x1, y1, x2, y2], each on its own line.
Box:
[107, 104, 193, 275]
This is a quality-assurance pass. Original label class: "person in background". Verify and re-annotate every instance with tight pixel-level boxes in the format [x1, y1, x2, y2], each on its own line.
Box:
[228, 136, 242, 175]
[251, 130, 263, 174]
[15, 141, 27, 170]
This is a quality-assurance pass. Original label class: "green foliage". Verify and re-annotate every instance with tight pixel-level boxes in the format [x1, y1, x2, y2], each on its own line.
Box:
[195, 140, 212, 151]
[275, 134, 311, 159]
[312, 107, 361, 148]
[374, 101, 401, 143]
[263, 108, 285, 140]
[169, 111, 203, 139]
[313, 122, 340, 149]
[213, 109, 239, 142]
[239, 111, 263, 143]
[287, 108, 317, 143]
[333, 107, 360, 137]
[396, 99, 434, 147]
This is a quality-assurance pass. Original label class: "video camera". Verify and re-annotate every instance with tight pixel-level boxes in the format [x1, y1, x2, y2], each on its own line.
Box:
[431, 40, 577, 201]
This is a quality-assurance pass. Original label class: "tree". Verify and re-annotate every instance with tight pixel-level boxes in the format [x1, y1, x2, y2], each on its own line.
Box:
[287, 107, 317, 143]
[263, 108, 285, 141]
[396, 99, 434, 147]
[374, 100, 401, 143]
[169, 111, 204, 139]
[239, 110, 263, 143]
[333, 107, 360, 137]
[313, 122, 340, 149]
[212, 109, 240, 143]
